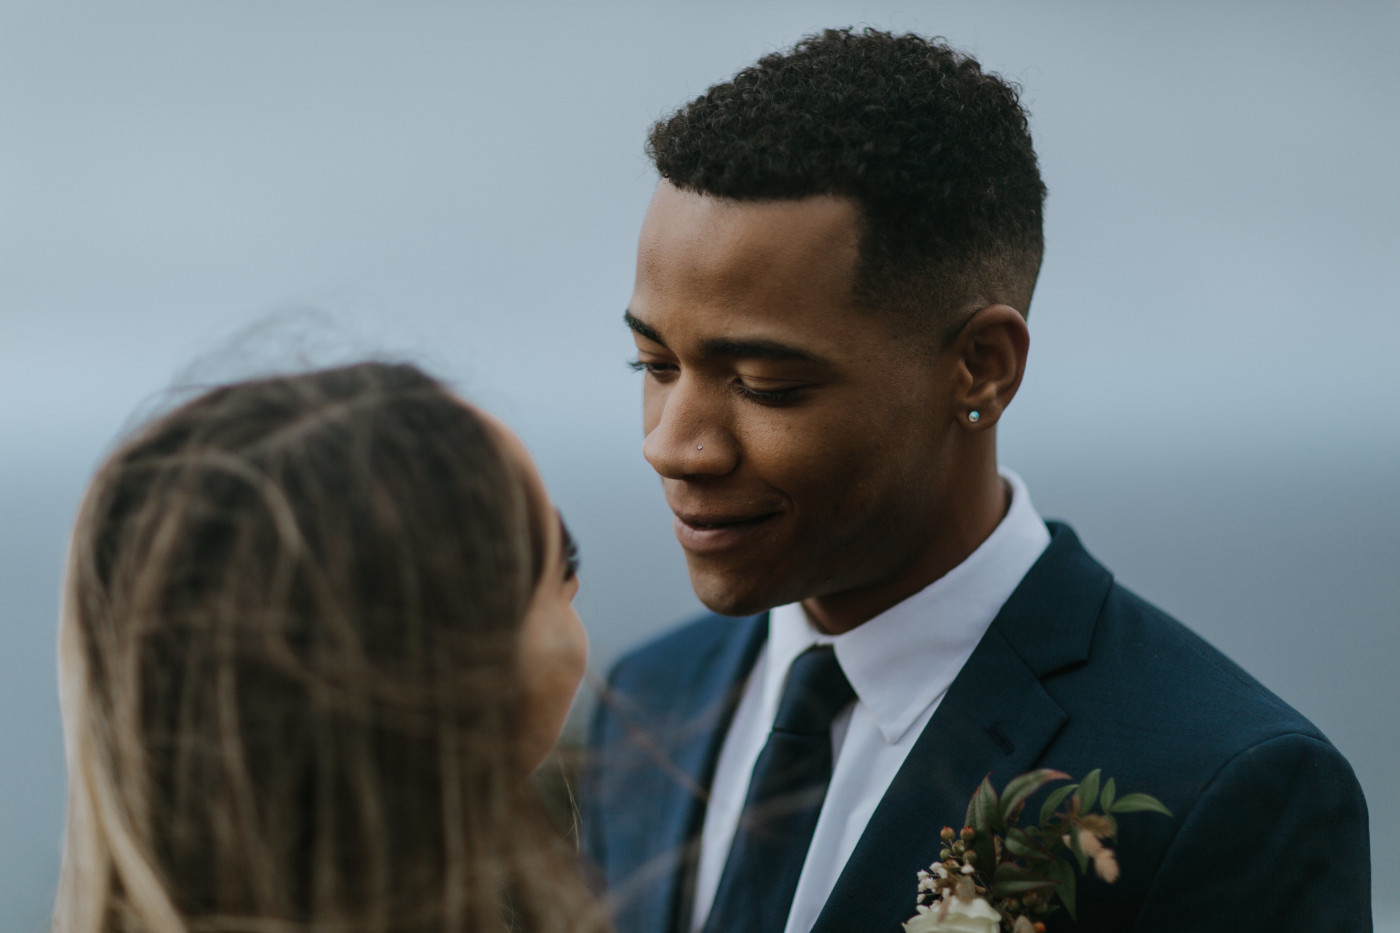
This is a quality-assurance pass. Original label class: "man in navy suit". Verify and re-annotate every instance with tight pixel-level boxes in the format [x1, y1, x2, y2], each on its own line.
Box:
[582, 29, 1370, 932]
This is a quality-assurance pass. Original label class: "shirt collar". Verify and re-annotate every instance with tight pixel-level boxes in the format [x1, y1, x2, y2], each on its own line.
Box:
[766, 468, 1050, 744]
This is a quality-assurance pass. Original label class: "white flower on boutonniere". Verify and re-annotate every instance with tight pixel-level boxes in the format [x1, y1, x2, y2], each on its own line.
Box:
[904, 769, 1171, 931]
[902, 894, 1001, 933]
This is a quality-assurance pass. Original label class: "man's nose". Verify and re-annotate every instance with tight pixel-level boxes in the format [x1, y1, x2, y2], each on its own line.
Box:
[642, 378, 737, 479]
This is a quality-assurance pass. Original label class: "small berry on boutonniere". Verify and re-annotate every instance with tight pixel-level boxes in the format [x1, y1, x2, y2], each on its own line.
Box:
[902, 769, 1171, 932]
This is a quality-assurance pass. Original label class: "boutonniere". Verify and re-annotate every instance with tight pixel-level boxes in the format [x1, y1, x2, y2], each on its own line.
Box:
[903, 769, 1171, 933]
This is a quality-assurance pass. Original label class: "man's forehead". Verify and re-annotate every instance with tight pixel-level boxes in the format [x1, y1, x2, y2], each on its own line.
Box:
[636, 183, 862, 306]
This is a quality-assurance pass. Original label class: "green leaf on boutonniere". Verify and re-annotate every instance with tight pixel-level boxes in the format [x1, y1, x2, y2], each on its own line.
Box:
[999, 768, 1069, 826]
[965, 777, 986, 834]
[991, 878, 1051, 896]
[963, 777, 1001, 873]
[1003, 826, 1050, 862]
[1046, 857, 1077, 921]
[1108, 793, 1173, 817]
[991, 862, 1053, 897]
[992, 862, 1040, 883]
[1038, 782, 1078, 826]
[1075, 768, 1102, 813]
[1100, 776, 1116, 813]
[966, 775, 1005, 836]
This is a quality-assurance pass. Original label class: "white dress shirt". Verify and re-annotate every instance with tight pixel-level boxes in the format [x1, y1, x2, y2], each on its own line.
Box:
[688, 469, 1051, 933]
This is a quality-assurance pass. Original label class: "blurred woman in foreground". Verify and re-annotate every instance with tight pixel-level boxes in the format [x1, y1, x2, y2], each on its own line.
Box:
[54, 362, 601, 933]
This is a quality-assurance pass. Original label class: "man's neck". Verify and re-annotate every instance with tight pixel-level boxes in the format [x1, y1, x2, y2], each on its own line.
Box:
[801, 470, 1010, 635]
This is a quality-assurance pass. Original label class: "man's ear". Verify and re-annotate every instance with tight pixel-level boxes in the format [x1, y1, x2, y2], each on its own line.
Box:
[950, 304, 1029, 429]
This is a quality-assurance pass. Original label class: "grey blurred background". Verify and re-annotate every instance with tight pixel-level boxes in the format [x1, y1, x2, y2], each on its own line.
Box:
[2, 1, 1396, 928]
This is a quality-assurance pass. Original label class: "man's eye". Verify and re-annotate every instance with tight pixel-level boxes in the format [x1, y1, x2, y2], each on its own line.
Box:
[735, 382, 805, 406]
[627, 359, 676, 377]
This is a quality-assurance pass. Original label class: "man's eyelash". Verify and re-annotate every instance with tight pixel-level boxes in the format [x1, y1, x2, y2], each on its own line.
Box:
[734, 384, 803, 405]
[628, 359, 677, 377]
[629, 358, 803, 404]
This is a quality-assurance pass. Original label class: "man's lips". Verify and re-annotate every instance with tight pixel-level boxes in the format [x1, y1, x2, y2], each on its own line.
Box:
[671, 510, 780, 554]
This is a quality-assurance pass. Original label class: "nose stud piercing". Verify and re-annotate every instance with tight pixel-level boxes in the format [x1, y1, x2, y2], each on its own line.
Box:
[968, 411, 981, 423]
[697, 445, 704, 450]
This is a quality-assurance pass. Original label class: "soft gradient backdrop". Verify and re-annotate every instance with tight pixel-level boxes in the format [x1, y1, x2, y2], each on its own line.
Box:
[2, 2, 1396, 928]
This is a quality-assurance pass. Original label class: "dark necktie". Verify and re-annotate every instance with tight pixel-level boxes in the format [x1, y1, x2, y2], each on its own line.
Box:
[702, 645, 855, 933]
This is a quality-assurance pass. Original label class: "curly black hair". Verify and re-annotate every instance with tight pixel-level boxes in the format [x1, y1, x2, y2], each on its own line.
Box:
[647, 28, 1047, 335]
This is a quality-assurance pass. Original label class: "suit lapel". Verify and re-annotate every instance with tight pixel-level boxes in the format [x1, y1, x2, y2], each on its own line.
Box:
[621, 613, 768, 933]
[812, 524, 1112, 933]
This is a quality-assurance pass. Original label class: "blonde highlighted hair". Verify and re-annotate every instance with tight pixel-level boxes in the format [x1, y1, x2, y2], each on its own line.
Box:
[55, 363, 605, 933]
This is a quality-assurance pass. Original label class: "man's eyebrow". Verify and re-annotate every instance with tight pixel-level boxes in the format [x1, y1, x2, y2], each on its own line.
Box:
[624, 310, 828, 365]
[623, 310, 665, 346]
[698, 337, 827, 365]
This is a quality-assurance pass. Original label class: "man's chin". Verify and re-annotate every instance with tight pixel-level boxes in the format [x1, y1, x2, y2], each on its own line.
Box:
[688, 570, 786, 618]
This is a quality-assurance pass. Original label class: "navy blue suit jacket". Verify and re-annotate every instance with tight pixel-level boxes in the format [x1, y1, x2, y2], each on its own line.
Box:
[581, 524, 1371, 931]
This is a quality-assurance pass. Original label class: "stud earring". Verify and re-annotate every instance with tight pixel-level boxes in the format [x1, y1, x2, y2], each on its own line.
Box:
[697, 445, 704, 450]
[968, 411, 981, 423]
